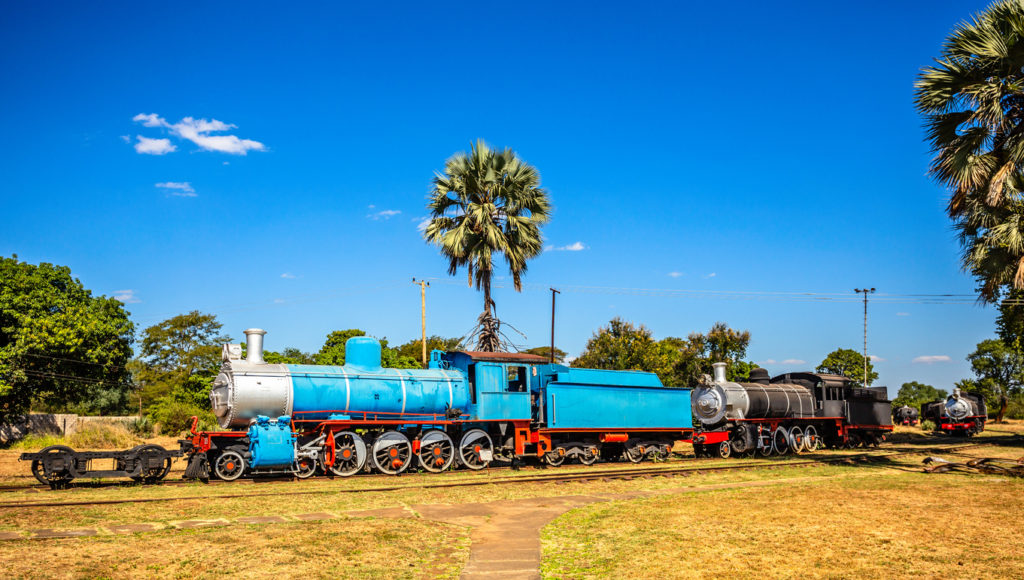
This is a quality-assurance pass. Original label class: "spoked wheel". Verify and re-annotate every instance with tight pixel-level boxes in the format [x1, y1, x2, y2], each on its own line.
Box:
[370, 431, 413, 475]
[788, 426, 805, 455]
[132, 444, 173, 483]
[417, 430, 455, 473]
[458, 429, 493, 470]
[577, 447, 599, 465]
[624, 444, 646, 463]
[804, 426, 820, 451]
[30, 445, 77, 486]
[293, 456, 318, 479]
[543, 452, 566, 467]
[716, 441, 732, 459]
[328, 431, 367, 477]
[757, 428, 772, 457]
[772, 427, 790, 455]
[214, 449, 246, 481]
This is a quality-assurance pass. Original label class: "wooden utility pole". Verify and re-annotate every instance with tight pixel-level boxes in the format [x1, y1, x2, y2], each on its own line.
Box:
[550, 288, 560, 363]
[413, 278, 430, 366]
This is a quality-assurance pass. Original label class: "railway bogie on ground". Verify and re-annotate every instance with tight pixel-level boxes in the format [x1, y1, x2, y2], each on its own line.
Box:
[921, 389, 987, 437]
[180, 328, 694, 480]
[690, 364, 893, 458]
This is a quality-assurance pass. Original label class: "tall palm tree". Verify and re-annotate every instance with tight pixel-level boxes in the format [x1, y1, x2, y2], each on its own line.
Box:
[916, 0, 1024, 302]
[424, 140, 551, 350]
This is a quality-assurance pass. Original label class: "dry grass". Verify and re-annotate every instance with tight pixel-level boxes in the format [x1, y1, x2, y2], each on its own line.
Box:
[0, 517, 470, 579]
[541, 467, 1024, 579]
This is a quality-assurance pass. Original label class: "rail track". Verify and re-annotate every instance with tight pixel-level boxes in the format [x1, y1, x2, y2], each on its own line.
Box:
[0, 438, 1012, 511]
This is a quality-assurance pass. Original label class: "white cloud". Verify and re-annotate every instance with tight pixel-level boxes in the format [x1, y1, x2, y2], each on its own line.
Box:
[548, 241, 588, 251]
[758, 358, 806, 366]
[112, 289, 140, 303]
[155, 181, 196, 197]
[415, 216, 431, 232]
[134, 135, 176, 155]
[120, 135, 131, 143]
[367, 209, 401, 220]
[896, 312, 910, 316]
[704, 272, 717, 278]
[280, 272, 296, 279]
[273, 298, 286, 304]
[132, 113, 266, 155]
[668, 271, 683, 278]
[869, 355, 886, 362]
[912, 355, 951, 364]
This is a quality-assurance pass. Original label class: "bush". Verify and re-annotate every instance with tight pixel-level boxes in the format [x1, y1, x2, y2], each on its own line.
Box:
[149, 400, 217, 435]
[67, 423, 141, 449]
[127, 416, 154, 437]
[3, 433, 66, 450]
[920, 420, 936, 432]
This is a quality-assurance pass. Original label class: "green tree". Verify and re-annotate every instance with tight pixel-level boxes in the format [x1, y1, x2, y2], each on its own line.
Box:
[965, 338, 1024, 412]
[132, 311, 229, 409]
[395, 335, 463, 364]
[893, 381, 948, 409]
[424, 140, 552, 351]
[523, 346, 568, 364]
[0, 256, 134, 420]
[915, 1, 1024, 302]
[816, 348, 878, 387]
[658, 322, 756, 386]
[573, 318, 661, 372]
[263, 348, 316, 365]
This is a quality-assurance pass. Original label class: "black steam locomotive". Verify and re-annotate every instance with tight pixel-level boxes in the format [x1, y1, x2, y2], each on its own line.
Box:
[893, 405, 919, 426]
[690, 364, 893, 458]
[921, 389, 987, 437]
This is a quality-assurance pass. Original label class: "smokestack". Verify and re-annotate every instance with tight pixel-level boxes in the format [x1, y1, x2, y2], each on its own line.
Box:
[244, 328, 267, 364]
[712, 362, 727, 383]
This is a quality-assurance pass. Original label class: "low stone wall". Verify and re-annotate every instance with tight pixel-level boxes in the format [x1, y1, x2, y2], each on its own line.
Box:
[0, 414, 136, 443]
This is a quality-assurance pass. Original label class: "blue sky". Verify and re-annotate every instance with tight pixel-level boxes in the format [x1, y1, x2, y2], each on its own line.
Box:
[0, 1, 999, 392]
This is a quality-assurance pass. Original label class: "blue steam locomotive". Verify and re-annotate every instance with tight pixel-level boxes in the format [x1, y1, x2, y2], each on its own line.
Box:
[182, 328, 695, 479]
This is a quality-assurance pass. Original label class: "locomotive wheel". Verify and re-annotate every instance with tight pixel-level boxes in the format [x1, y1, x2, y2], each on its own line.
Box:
[458, 429, 493, 470]
[214, 449, 246, 481]
[370, 431, 413, 475]
[30, 445, 77, 486]
[716, 441, 732, 459]
[788, 426, 805, 454]
[772, 427, 790, 455]
[577, 446, 599, 465]
[293, 456, 318, 479]
[416, 430, 455, 473]
[132, 444, 173, 483]
[328, 431, 367, 477]
[543, 451, 566, 466]
[624, 444, 645, 463]
[804, 426, 820, 451]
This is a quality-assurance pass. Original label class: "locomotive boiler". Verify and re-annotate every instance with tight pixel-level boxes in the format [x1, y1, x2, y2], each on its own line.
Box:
[690, 363, 893, 458]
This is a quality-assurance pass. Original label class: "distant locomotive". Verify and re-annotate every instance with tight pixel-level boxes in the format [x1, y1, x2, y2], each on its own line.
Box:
[179, 328, 694, 480]
[689, 364, 893, 458]
[894, 405, 919, 426]
[921, 389, 987, 437]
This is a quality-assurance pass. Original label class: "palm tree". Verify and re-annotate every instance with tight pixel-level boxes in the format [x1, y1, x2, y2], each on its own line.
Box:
[424, 140, 551, 350]
[915, 0, 1024, 302]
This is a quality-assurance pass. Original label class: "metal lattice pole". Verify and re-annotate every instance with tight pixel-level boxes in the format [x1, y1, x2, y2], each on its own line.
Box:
[854, 287, 875, 386]
[413, 278, 430, 367]
[550, 288, 560, 363]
